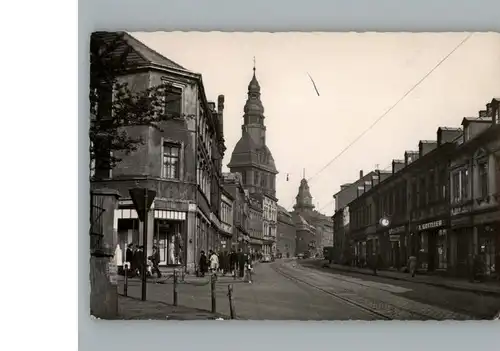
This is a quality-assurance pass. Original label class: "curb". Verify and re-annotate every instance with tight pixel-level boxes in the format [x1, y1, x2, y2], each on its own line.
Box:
[118, 294, 230, 320]
[302, 261, 500, 297]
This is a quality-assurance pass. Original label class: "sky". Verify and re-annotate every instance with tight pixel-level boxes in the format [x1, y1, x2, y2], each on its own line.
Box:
[132, 32, 500, 216]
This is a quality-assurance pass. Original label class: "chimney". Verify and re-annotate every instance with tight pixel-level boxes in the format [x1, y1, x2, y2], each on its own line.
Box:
[207, 101, 216, 112]
[217, 94, 225, 134]
[392, 159, 405, 174]
[479, 110, 488, 118]
[359, 170, 364, 179]
[437, 127, 462, 146]
[419, 140, 437, 157]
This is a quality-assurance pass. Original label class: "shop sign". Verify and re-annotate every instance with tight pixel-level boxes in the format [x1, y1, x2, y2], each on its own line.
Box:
[388, 226, 405, 235]
[367, 235, 378, 240]
[417, 220, 445, 231]
[451, 204, 472, 216]
[389, 235, 400, 242]
[107, 261, 118, 285]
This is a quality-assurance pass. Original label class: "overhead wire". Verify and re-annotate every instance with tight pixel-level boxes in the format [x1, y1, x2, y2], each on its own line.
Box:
[285, 33, 474, 212]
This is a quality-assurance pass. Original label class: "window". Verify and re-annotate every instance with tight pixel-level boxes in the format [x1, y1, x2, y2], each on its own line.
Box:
[418, 177, 426, 207]
[411, 180, 417, 209]
[427, 170, 435, 203]
[460, 169, 469, 200]
[452, 171, 460, 203]
[254, 171, 259, 186]
[163, 142, 180, 179]
[165, 86, 182, 118]
[479, 162, 488, 198]
[438, 167, 447, 200]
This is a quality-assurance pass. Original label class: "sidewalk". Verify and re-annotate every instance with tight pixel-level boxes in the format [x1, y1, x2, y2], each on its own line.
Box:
[118, 295, 224, 320]
[311, 261, 500, 296]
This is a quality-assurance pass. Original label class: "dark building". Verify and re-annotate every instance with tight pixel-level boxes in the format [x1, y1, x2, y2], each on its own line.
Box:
[333, 170, 391, 264]
[90, 32, 226, 273]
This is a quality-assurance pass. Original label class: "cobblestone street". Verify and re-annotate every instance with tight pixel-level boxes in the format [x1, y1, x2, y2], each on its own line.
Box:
[117, 259, 500, 320]
[298, 259, 500, 319]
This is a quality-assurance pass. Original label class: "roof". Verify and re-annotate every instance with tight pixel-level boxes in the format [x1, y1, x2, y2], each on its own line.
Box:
[228, 133, 278, 173]
[462, 116, 493, 124]
[438, 127, 462, 131]
[93, 31, 190, 73]
[419, 140, 437, 144]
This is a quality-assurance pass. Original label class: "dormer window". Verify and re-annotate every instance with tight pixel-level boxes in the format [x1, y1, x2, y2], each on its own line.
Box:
[464, 125, 470, 141]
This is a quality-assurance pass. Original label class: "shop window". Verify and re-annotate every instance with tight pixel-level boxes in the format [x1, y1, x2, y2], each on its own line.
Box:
[155, 220, 183, 265]
[437, 229, 447, 270]
[479, 232, 496, 276]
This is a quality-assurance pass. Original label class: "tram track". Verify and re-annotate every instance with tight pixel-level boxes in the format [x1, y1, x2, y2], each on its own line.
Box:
[271, 262, 442, 321]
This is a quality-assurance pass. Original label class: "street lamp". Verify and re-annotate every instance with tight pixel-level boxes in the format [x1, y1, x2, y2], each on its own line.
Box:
[379, 216, 390, 227]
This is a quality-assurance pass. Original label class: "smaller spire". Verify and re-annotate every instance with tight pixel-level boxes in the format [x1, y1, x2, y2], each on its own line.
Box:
[303, 168, 305, 179]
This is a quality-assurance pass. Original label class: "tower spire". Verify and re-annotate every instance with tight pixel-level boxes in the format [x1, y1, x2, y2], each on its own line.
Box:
[303, 168, 305, 179]
[253, 56, 256, 73]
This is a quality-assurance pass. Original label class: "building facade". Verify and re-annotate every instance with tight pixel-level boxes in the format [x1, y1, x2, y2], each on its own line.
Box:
[277, 205, 296, 258]
[219, 188, 234, 252]
[248, 195, 264, 254]
[90, 32, 226, 272]
[222, 172, 250, 250]
[332, 170, 391, 264]
[262, 194, 278, 255]
[449, 100, 500, 279]
[339, 97, 500, 280]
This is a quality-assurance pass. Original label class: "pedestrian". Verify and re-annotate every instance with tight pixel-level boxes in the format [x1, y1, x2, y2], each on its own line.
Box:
[245, 253, 253, 283]
[125, 243, 135, 276]
[198, 251, 208, 277]
[229, 249, 237, 277]
[148, 246, 162, 278]
[408, 255, 417, 277]
[136, 246, 144, 277]
[237, 248, 246, 278]
[371, 252, 378, 275]
[209, 250, 219, 276]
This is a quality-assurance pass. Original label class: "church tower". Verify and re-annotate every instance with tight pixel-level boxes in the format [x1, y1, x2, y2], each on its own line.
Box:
[293, 176, 315, 213]
[228, 62, 278, 199]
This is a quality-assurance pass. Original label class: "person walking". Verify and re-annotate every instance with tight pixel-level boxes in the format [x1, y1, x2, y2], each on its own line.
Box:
[198, 251, 208, 277]
[149, 246, 162, 278]
[245, 253, 253, 283]
[209, 250, 219, 276]
[408, 254, 417, 277]
[237, 248, 245, 278]
[229, 249, 237, 277]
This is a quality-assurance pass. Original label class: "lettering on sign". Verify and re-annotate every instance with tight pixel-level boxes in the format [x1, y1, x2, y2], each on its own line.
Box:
[108, 261, 118, 285]
[451, 205, 471, 216]
[389, 226, 405, 235]
[389, 235, 400, 242]
[417, 220, 444, 231]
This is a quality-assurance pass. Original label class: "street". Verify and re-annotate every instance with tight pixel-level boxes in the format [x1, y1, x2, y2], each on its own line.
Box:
[118, 258, 499, 320]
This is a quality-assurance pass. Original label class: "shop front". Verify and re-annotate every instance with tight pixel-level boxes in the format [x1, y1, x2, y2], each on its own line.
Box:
[474, 209, 500, 279]
[449, 203, 473, 277]
[387, 225, 406, 269]
[416, 219, 449, 272]
[115, 205, 188, 267]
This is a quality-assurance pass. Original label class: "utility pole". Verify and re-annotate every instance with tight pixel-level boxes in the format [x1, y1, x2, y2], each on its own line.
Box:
[129, 187, 156, 302]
